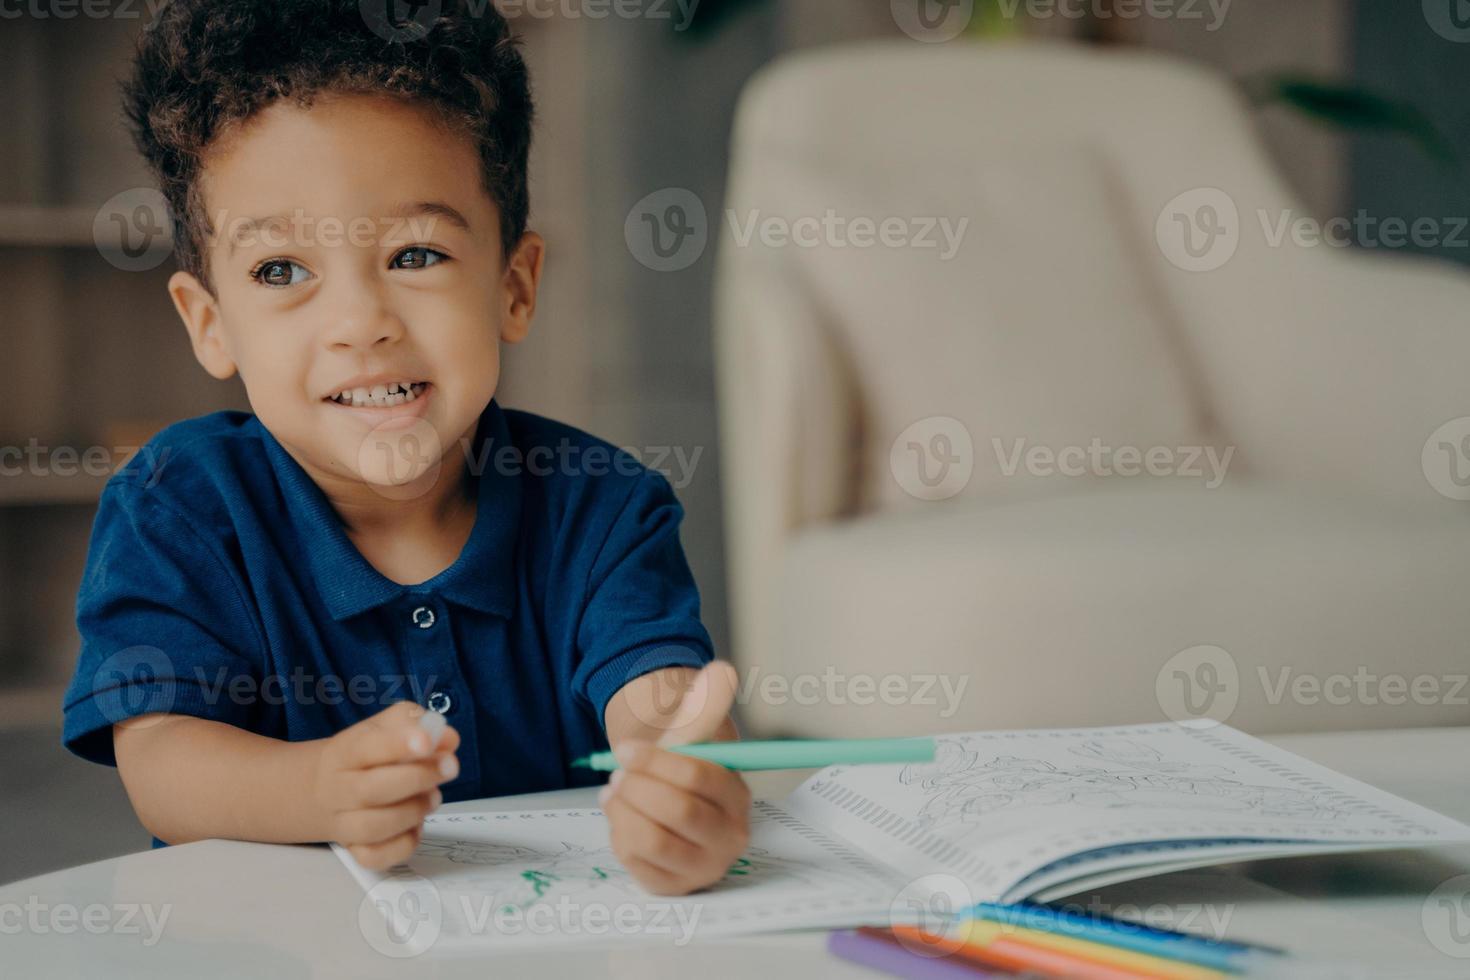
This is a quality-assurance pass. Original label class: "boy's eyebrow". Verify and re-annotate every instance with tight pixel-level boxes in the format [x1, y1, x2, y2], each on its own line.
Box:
[224, 201, 473, 256]
[386, 201, 473, 234]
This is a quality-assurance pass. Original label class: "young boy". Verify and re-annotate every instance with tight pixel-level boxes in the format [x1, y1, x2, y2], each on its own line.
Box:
[60, 0, 750, 896]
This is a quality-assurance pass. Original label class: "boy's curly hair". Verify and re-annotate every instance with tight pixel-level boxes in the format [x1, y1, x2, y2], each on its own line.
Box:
[124, 0, 533, 290]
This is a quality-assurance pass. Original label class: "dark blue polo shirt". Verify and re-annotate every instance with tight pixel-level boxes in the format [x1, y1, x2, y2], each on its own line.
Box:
[62, 401, 713, 808]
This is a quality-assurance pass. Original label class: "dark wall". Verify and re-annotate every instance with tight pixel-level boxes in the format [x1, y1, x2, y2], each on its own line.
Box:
[1351, 3, 1470, 266]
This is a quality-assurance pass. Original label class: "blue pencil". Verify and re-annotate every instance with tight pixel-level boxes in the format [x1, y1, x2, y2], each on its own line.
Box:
[966, 902, 1285, 974]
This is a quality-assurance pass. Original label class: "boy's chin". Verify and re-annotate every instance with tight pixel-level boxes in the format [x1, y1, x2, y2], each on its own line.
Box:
[348, 422, 449, 500]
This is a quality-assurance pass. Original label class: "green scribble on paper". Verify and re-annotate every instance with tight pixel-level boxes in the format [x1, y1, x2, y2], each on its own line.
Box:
[726, 856, 753, 877]
[520, 869, 560, 897]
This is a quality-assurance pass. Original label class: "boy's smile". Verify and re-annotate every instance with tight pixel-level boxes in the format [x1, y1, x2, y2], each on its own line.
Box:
[165, 92, 544, 511]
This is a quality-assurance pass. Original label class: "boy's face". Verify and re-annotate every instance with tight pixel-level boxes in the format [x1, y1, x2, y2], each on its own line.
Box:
[168, 93, 542, 498]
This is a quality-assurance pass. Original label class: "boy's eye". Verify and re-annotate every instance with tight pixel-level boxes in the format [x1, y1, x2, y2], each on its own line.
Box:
[392, 246, 447, 270]
[251, 259, 312, 288]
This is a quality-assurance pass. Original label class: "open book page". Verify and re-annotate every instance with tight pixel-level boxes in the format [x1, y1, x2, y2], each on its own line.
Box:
[782, 722, 1470, 904]
[337, 800, 904, 954]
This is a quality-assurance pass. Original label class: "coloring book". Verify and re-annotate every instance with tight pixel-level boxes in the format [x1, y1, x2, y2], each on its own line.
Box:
[339, 722, 1470, 954]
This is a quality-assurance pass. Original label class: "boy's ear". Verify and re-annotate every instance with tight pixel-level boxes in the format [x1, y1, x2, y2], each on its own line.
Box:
[499, 231, 545, 345]
[168, 270, 238, 380]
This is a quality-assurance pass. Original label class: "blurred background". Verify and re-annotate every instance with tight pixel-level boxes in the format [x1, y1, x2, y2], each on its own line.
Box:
[3, 0, 1468, 885]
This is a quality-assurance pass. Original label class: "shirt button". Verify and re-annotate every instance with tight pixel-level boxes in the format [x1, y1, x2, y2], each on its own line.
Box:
[411, 606, 436, 630]
[427, 691, 452, 715]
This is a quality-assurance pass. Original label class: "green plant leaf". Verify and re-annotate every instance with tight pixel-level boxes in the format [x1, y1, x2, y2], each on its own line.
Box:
[1249, 74, 1460, 171]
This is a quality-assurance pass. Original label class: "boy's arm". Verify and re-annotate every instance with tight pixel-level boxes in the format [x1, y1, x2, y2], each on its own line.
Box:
[600, 662, 752, 896]
[113, 701, 459, 869]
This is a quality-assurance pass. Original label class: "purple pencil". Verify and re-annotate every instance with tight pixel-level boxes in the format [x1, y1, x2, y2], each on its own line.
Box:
[827, 930, 1003, 979]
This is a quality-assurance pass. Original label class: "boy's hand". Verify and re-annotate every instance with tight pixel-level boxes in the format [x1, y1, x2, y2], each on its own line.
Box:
[314, 700, 460, 870]
[600, 662, 752, 896]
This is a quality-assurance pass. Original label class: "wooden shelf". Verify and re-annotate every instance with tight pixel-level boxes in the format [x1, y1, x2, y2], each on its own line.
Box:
[0, 204, 174, 249]
[0, 470, 110, 507]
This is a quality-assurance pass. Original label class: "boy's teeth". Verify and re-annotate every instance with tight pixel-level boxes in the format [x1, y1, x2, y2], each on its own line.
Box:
[334, 382, 423, 407]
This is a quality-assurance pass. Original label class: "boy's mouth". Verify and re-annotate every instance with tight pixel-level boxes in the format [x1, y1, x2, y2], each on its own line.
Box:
[324, 380, 430, 409]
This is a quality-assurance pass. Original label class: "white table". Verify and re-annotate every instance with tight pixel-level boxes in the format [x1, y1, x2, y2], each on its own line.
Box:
[5, 728, 1470, 979]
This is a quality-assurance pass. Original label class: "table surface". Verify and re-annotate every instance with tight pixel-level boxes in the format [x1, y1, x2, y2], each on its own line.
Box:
[5, 727, 1470, 979]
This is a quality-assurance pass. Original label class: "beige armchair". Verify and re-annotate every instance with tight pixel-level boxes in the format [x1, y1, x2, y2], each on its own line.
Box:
[714, 41, 1470, 739]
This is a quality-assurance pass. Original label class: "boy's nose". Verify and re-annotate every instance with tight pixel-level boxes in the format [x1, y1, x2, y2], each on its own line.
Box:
[323, 281, 406, 350]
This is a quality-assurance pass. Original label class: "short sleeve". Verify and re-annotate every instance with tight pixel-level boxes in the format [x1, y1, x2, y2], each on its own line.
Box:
[571, 471, 714, 728]
[62, 486, 263, 766]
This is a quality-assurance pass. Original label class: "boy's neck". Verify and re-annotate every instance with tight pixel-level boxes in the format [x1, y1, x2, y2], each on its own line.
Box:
[328, 448, 475, 538]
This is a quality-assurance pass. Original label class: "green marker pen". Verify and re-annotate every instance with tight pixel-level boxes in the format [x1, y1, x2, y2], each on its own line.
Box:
[572, 737, 937, 772]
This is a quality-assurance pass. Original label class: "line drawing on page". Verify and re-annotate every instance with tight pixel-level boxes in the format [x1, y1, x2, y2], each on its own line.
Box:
[897, 737, 1351, 836]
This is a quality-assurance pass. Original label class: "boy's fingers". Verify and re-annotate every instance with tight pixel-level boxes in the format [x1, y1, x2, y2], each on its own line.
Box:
[353, 759, 454, 807]
[337, 702, 452, 769]
[615, 744, 752, 818]
[611, 772, 731, 849]
[622, 854, 688, 897]
[347, 825, 423, 872]
[604, 794, 702, 874]
[338, 790, 440, 844]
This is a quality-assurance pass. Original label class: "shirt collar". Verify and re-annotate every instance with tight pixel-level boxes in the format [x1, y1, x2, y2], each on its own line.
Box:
[260, 401, 522, 622]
